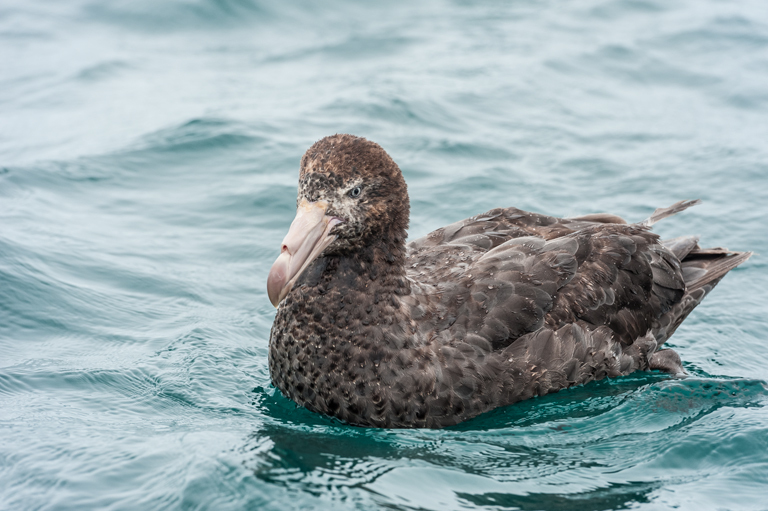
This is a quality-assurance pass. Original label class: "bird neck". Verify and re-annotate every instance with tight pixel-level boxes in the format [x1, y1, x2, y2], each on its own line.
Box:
[284, 228, 411, 317]
[326, 231, 409, 293]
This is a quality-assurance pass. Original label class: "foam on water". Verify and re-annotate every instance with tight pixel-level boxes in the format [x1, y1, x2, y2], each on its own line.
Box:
[1, 0, 767, 510]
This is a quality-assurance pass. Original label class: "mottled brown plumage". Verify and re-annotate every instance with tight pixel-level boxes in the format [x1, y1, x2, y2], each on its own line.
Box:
[267, 134, 751, 428]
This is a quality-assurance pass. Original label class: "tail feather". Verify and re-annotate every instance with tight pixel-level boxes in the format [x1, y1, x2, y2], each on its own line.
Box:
[681, 249, 752, 292]
[655, 246, 751, 345]
[661, 235, 701, 261]
[641, 199, 702, 227]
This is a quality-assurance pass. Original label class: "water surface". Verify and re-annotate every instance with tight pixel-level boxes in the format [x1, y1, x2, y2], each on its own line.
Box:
[2, 1, 768, 509]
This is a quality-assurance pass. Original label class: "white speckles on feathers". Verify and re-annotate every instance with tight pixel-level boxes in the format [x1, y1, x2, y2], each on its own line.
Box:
[268, 135, 751, 428]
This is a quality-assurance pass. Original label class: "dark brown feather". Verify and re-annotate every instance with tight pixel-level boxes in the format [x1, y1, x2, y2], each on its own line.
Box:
[268, 135, 751, 428]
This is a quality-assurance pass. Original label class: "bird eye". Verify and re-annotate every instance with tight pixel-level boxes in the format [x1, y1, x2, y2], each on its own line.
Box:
[349, 186, 362, 198]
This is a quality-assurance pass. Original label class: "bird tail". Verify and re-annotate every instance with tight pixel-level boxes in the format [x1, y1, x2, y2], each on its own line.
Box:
[678, 247, 752, 293]
[656, 236, 752, 343]
[640, 199, 702, 227]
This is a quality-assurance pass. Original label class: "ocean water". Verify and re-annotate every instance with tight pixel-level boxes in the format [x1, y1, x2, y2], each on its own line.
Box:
[1, 0, 768, 509]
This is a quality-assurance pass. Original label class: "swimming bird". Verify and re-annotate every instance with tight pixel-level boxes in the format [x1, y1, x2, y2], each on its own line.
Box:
[267, 134, 751, 428]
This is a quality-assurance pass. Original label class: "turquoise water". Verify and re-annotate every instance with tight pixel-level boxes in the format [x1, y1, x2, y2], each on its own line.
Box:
[2, 0, 768, 509]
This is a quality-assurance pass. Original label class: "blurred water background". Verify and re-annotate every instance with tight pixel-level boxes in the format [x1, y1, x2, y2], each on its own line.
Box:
[2, 0, 768, 509]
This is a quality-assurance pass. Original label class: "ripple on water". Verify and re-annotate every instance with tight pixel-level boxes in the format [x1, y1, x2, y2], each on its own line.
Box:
[229, 376, 768, 510]
[1, 0, 768, 510]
